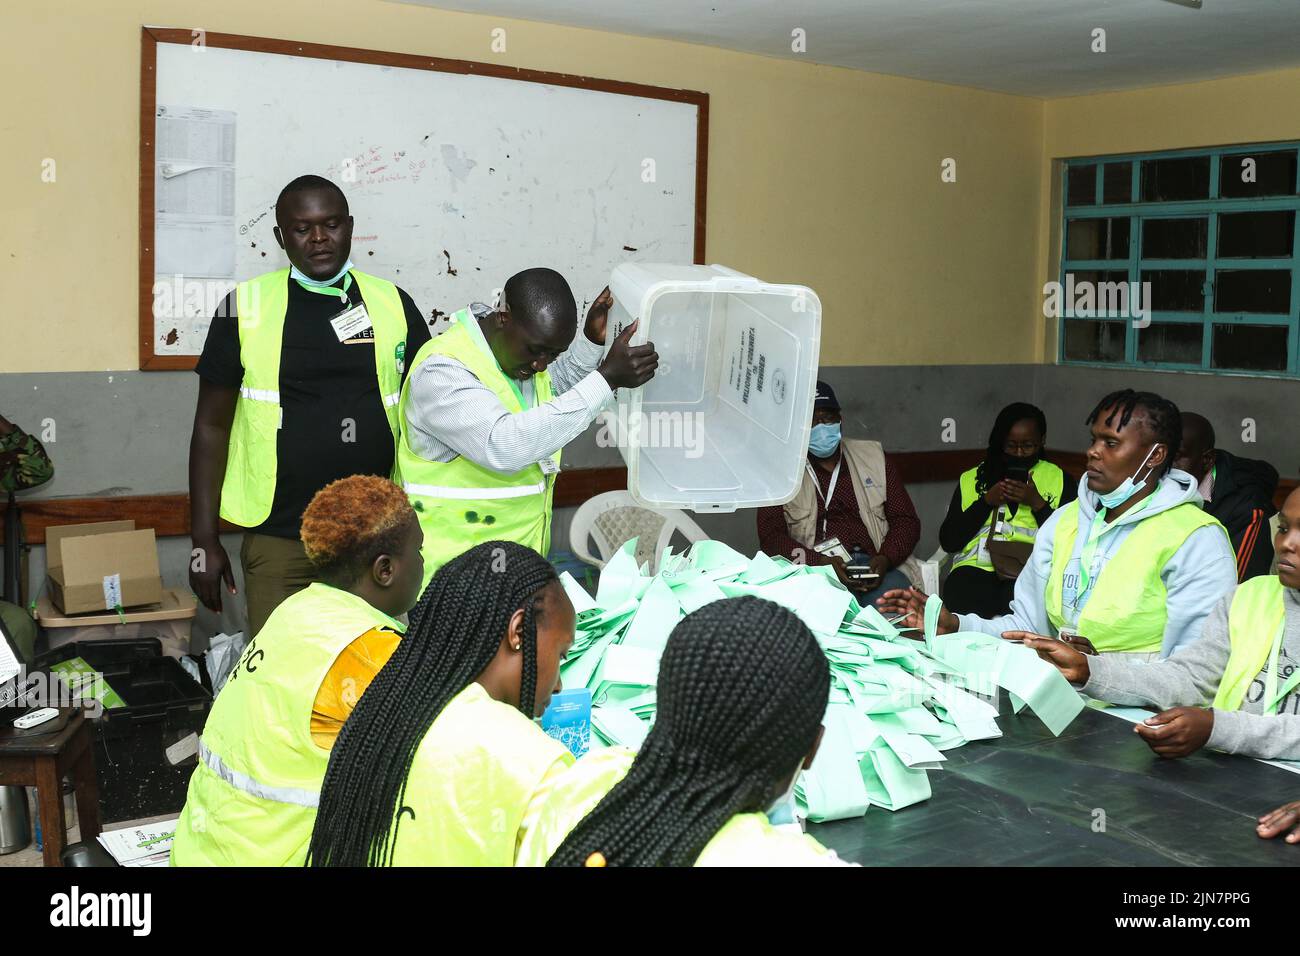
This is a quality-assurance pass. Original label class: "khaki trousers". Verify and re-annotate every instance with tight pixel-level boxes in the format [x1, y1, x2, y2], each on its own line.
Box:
[240, 533, 319, 638]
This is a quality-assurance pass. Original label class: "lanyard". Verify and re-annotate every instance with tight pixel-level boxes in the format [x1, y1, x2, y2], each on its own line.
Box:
[295, 272, 353, 306]
[504, 375, 531, 412]
[806, 457, 842, 540]
[1075, 512, 1110, 603]
[1264, 621, 1300, 714]
[1074, 494, 1155, 614]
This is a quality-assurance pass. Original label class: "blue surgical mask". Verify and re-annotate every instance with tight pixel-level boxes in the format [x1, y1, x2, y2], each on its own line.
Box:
[809, 422, 841, 458]
[766, 770, 802, 827]
[1097, 443, 1160, 509]
[290, 257, 354, 288]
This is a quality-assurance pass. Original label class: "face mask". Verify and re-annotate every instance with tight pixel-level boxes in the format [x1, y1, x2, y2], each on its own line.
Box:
[290, 257, 354, 288]
[809, 422, 841, 458]
[1005, 451, 1039, 469]
[766, 766, 803, 827]
[1097, 443, 1160, 509]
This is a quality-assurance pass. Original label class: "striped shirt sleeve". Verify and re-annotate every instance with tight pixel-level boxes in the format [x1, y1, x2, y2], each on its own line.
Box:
[404, 350, 613, 470]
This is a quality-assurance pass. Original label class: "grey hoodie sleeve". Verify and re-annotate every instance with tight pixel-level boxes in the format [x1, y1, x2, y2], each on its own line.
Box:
[1081, 593, 1232, 708]
[1207, 711, 1300, 760]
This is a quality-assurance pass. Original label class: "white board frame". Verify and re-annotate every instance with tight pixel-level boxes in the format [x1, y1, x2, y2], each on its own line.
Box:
[138, 27, 708, 369]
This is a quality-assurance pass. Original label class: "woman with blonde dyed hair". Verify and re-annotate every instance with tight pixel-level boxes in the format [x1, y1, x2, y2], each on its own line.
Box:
[172, 475, 424, 866]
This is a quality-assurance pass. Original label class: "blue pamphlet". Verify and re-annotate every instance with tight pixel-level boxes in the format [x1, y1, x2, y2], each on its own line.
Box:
[540, 687, 592, 758]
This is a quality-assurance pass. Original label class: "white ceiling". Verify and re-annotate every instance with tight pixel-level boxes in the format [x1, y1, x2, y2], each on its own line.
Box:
[391, 0, 1300, 98]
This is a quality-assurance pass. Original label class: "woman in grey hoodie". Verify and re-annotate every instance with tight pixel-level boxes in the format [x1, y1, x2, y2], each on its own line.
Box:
[1016, 486, 1300, 764]
[881, 390, 1238, 659]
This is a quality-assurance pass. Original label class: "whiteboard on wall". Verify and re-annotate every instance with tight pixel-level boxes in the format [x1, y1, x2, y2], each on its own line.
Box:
[139, 29, 707, 369]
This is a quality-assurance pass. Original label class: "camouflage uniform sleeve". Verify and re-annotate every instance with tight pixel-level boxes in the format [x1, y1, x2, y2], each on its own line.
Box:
[0, 425, 54, 492]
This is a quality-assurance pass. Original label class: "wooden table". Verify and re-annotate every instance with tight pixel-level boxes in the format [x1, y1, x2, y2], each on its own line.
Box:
[0, 710, 102, 867]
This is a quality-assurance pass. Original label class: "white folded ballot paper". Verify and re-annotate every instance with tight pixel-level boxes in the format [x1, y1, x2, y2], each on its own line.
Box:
[97, 820, 178, 867]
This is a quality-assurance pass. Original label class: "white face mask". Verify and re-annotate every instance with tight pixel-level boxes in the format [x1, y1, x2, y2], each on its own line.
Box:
[1098, 443, 1161, 509]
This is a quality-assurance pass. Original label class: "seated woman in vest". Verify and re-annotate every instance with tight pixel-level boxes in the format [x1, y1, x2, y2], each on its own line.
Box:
[172, 475, 425, 866]
[756, 380, 922, 606]
[307, 540, 575, 866]
[1012, 485, 1300, 763]
[518, 596, 853, 867]
[880, 390, 1237, 660]
[939, 403, 1074, 617]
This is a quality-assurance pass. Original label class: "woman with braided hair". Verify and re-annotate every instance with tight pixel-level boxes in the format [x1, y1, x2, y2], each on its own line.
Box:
[520, 596, 851, 867]
[308, 539, 575, 866]
[939, 402, 1074, 617]
[173, 475, 425, 866]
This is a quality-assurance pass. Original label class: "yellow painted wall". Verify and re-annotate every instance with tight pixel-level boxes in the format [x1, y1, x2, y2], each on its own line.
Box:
[1036, 67, 1300, 360]
[0, 0, 1044, 373]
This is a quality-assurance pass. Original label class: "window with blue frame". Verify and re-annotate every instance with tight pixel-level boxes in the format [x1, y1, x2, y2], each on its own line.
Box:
[1059, 144, 1300, 376]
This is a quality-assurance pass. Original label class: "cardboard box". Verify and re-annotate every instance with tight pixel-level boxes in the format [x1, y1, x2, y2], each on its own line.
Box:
[45, 520, 163, 615]
[35, 588, 197, 659]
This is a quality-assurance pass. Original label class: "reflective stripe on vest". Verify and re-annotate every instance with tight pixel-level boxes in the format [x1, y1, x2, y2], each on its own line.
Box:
[198, 739, 319, 808]
[951, 461, 1064, 573]
[219, 269, 408, 528]
[402, 480, 548, 500]
[394, 308, 558, 591]
[1214, 575, 1287, 712]
[1044, 499, 1228, 653]
[170, 584, 403, 867]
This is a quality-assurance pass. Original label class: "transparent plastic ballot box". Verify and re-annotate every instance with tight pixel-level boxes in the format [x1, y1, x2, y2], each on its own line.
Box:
[602, 263, 821, 513]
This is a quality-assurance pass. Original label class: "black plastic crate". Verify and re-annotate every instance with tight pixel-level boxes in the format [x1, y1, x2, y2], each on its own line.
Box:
[35, 638, 212, 824]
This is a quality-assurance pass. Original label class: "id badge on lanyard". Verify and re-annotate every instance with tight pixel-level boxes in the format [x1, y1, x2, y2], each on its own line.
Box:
[806, 459, 842, 543]
[1069, 514, 1110, 626]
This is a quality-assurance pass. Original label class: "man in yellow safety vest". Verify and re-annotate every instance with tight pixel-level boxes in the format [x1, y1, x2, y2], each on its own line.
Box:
[396, 269, 658, 589]
[188, 175, 430, 637]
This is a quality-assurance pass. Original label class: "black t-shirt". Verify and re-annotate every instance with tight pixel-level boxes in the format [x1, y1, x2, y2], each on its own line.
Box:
[196, 272, 432, 539]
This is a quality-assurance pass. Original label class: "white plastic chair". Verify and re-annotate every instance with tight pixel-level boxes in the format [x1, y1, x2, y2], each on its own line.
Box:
[569, 491, 709, 577]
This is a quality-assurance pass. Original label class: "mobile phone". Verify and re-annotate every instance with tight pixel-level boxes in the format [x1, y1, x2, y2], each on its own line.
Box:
[844, 563, 880, 584]
[1004, 463, 1030, 483]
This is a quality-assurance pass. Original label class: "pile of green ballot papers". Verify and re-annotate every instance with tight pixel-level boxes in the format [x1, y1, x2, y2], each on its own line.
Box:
[558, 538, 1086, 823]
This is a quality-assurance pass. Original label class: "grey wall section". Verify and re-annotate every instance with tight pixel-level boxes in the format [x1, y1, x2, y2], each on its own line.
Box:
[5, 363, 1295, 643]
[0, 369, 629, 497]
[2, 371, 198, 498]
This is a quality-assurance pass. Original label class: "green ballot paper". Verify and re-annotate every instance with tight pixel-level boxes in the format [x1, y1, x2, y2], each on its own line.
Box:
[558, 540, 1084, 825]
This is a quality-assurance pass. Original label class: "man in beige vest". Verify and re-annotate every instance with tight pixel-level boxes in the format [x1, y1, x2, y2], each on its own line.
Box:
[756, 381, 922, 605]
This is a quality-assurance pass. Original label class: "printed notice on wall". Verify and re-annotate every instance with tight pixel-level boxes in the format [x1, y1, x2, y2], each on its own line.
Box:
[154, 105, 238, 356]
